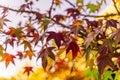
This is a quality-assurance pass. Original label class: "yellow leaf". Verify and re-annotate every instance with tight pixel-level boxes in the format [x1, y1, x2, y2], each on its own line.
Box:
[98, 40, 103, 44]
[76, 37, 84, 44]
[24, 50, 35, 60]
[86, 59, 94, 70]
[66, 50, 73, 61]
[56, 47, 66, 59]
[73, 20, 83, 27]
[0, 45, 4, 57]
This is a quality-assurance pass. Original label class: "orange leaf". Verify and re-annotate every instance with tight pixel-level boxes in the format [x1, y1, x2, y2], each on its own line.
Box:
[23, 66, 33, 76]
[1, 53, 16, 68]
[54, 0, 62, 6]
[31, 33, 39, 46]
[24, 50, 35, 60]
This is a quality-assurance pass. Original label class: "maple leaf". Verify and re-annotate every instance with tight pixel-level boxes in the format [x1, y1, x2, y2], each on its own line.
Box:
[37, 47, 55, 70]
[47, 31, 65, 48]
[84, 19, 98, 28]
[35, 13, 44, 23]
[85, 28, 102, 49]
[72, 20, 83, 27]
[0, 53, 16, 68]
[87, 3, 100, 13]
[25, 25, 36, 35]
[53, 14, 66, 23]
[76, 0, 83, 5]
[22, 40, 32, 51]
[31, 33, 40, 46]
[84, 32, 95, 49]
[55, 59, 68, 70]
[24, 50, 35, 60]
[0, 45, 4, 57]
[18, 2, 31, 13]
[7, 27, 24, 40]
[112, 28, 120, 43]
[106, 19, 118, 28]
[66, 8, 80, 19]
[16, 51, 23, 60]
[37, 47, 55, 61]
[66, 41, 80, 59]
[4, 38, 16, 49]
[54, 0, 62, 6]
[41, 19, 50, 31]
[99, 46, 108, 55]
[0, 15, 10, 30]
[96, 54, 117, 76]
[23, 66, 33, 76]
[7, 27, 16, 37]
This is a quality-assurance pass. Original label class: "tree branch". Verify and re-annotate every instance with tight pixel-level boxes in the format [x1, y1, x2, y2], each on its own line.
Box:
[64, 0, 76, 8]
[0, 5, 119, 18]
[112, 0, 120, 14]
[48, 0, 54, 18]
[0, 5, 120, 29]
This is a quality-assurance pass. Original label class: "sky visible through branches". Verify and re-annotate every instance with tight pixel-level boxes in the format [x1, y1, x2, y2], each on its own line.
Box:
[0, 0, 112, 78]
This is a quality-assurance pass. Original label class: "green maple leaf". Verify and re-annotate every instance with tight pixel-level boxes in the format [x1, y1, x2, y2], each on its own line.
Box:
[87, 3, 100, 13]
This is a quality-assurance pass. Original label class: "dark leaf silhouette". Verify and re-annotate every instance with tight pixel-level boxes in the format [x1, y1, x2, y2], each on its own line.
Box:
[16, 51, 23, 59]
[106, 19, 118, 28]
[53, 14, 66, 23]
[37, 47, 55, 70]
[66, 8, 80, 18]
[97, 55, 117, 76]
[47, 31, 65, 48]
[99, 46, 108, 55]
[66, 41, 80, 59]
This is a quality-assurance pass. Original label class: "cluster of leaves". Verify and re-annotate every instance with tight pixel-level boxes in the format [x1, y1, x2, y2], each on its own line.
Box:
[0, 0, 120, 79]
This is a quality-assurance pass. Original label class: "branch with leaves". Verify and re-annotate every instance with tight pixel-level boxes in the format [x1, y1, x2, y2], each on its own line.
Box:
[0, 0, 120, 79]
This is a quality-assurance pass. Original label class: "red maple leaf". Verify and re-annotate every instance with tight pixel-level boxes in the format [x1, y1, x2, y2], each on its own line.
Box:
[47, 31, 65, 48]
[16, 51, 23, 60]
[7, 27, 16, 37]
[66, 8, 80, 19]
[53, 14, 66, 23]
[23, 66, 33, 76]
[66, 41, 80, 59]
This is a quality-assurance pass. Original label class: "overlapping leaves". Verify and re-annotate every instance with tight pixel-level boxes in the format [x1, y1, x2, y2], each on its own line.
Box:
[47, 31, 65, 48]
[37, 47, 55, 70]
[66, 40, 80, 59]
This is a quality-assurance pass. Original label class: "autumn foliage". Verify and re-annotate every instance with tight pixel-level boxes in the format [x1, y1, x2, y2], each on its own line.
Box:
[1, 0, 120, 80]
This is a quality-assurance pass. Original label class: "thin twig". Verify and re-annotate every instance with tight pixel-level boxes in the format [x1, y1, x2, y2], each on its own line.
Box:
[0, 5, 119, 18]
[48, 0, 54, 18]
[80, 13, 119, 18]
[112, 0, 120, 14]
[0, 5, 120, 29]
[64, 0, 76, 8]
